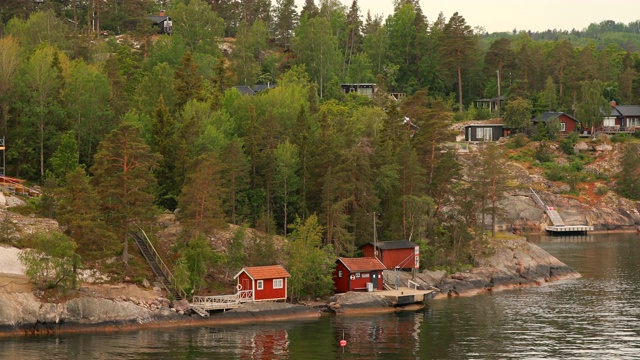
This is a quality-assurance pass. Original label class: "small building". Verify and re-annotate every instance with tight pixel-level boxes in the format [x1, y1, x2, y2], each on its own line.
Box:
[148, 10, 173, 34]
[341, 83, 376, 99]
[233, 84, 277, 96]
[333, 257, 386, 293]
[474, 96, 505, 113]
[360, 240, 419, 270]
[464, 124, 505, 141]
[234, 265, 290, 302]
[603, 103, 640, 133]
[532, 111, 579, 135]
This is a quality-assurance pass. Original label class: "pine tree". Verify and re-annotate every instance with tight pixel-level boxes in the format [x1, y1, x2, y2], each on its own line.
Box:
[151, 95, 179, 211]
[91, 123, 160, 264]
[273, 0, 298, 48]
[174, 51, 204, 109]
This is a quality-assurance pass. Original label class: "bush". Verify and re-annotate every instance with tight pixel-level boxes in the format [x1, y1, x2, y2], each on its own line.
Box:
[19, 231, 80, 292]
[559, 138, 576, 155]
[534, 142, 553, 163]
[611, 133, 632, 143]
[595, 185, 609, 195]
[509, 133, 529, 149]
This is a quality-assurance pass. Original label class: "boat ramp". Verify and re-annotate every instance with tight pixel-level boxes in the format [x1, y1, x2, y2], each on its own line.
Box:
[529, 188, 593, 234]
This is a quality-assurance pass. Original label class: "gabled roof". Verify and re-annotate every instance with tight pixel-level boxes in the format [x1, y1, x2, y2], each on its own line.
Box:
[532, 111, 578, 123]
[337, 257, 386, 272]
[253, 83, 276, 92]
[148, 16, 170, 23]
[234, 86, 256, 96]
[614, 105, 640, 117]
[363, 240, 417, 250]
[234, 265, 290, 280]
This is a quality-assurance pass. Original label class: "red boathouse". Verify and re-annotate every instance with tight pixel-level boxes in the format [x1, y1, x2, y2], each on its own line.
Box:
[360, 240, 419, 270]
[234, 265, 290, 301]
[333, 257, 386, 293]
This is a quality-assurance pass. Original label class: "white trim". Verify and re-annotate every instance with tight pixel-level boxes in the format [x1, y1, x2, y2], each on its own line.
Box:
[257, 280, 264, 290]
[273, 278, 283, 289]
[233, 268, 254, 281]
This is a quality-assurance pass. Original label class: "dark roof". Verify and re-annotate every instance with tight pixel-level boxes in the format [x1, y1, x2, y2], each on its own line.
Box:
[148, 16, 170, 23]
[363, 240, 417, 250]
[532, 111, 578, 123]
[464, 124, 504, 128]
[338, 257, 386, 272]
[253, 83, 276, 92]
[614, 105, 640, 117]
[234, 86, 256, 96]
[475, 95, 506, 102]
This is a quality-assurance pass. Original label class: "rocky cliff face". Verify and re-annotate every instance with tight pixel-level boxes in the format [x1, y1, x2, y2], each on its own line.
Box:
[414, 237, 579, 298]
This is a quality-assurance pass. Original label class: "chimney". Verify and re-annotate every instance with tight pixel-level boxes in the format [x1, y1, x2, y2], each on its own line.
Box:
[610, 101, 616, 107]
[159, 10, 165, 16]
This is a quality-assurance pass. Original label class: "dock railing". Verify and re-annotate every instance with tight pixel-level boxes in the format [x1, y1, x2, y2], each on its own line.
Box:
[138, 228, 187, 301]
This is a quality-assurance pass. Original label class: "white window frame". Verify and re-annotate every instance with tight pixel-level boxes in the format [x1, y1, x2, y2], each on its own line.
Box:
[560, 122, 566, 132]
[257, 280, 264, 290]
[273, 278, 283, 289]
[338, 270, 343, 278]
[362, 273, 370, 278]
[355, 272, 361, 278]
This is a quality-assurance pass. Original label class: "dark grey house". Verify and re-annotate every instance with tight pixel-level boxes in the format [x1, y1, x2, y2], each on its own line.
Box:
[464, 124, 505, 141]
[148, 11, 173, 34]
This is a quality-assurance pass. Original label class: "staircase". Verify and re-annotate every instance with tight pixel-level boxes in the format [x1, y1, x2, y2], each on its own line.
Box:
[130, 230, 186, 301]
[529, 187, 565, 226]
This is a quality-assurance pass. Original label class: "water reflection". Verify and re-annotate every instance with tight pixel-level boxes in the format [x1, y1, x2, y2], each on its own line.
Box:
[3, 233, 640, 359]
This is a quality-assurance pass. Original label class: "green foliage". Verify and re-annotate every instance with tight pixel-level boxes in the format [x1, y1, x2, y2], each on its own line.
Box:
[595, 185, 609, 196]
[611, 133, 632, 143]
[507, 133, 529, 149]
[617, 143, 640, 200]
[49, 131, 79, 184]
[503, 98, 533, 133]
[173, 234, 222, 295]
[19, 231, 80, 292]
[534, 141, 553, 163]
[287, 215, 335, 301]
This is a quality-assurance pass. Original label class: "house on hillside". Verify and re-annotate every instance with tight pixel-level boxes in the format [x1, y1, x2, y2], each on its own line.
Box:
[464, 124, 505, 141]
[603, 102, 640, 133]
[341, 83, 376, 99]
[234, 265, 290, 301]
[474, 96, 505, 113]
[233, 84, 277, 96]
[360, 240, 419, 270]
[333, 257, 386, 293]
[148, 10, 173, 34]
[531, 111, 579, 135]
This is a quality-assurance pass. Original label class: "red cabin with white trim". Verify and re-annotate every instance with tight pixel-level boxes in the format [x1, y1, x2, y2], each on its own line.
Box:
[333, 257, 386, 293]
[234, 265, 290, 301]
[360, 240, 419, 270]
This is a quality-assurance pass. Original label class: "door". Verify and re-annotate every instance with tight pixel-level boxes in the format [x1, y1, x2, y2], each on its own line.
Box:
[370, 271, 378, 289]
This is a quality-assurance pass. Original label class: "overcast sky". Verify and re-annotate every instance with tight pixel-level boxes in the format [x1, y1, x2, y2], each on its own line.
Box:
[294, 0, 640, 33]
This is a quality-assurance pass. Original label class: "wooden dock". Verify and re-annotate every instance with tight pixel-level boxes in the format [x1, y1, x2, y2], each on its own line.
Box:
[374, 288, 436, 306]
[529, 188, 593, 234]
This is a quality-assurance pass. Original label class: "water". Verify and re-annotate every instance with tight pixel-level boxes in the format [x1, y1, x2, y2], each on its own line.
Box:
[2, 233, 640, 359]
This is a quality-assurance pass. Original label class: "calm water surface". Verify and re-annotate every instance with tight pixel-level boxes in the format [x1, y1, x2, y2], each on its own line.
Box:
[2, 233, 640, 359]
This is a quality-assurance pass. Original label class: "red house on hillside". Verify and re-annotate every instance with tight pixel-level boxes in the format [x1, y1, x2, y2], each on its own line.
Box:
[234, 265, 290, 302]
[531, 112, 579, 135]
[333, 257, 386, 293]
[360, 240, 419, 270]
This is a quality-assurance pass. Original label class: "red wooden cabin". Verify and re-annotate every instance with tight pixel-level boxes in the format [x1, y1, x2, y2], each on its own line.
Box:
[360, 240, 419, 270]
[234, 265, 290, 301]
[333, 257, 386, 293]
[531, 112, 579, 135]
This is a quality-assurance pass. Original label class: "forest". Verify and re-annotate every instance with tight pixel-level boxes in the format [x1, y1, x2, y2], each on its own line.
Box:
[2, 0, 640, 297]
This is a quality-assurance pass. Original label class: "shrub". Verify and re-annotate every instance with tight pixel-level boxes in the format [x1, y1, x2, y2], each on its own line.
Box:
[534, 142, 553, 163]
[595, 185, 608, 196]
[559, 138, 576, 155]
[611, 133, 631, 143]
[509, 133, 529, 149]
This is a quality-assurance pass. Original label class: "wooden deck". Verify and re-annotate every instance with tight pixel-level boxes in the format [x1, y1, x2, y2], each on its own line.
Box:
[190, 290, 254, 317]
[374, 287, 436, 305]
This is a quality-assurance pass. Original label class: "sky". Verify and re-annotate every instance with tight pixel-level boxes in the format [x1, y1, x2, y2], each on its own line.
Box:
[294, 0, 640, 33]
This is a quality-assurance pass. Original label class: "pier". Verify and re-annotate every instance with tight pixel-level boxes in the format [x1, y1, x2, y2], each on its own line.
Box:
[529, 188, 593, 234]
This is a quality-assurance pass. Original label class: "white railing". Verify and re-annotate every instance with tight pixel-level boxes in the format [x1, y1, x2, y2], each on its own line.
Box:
[138, 229, 187, 300]
[237, 290, 253, 302]
[408, 280, 420, 290]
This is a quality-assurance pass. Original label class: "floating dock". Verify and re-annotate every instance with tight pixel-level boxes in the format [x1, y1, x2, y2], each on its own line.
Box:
[529, 188, 593, 235]
[374, 288, 436, 306]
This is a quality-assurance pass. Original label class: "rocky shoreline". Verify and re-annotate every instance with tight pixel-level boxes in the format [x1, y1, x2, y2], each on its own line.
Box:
[0, 236, 580, 336]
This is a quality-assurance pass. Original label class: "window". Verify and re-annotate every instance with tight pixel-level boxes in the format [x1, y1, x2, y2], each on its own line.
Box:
[338, 271, 343, 278]
[273, 279, 283, 289]
[560, 122, 566, 132]
[257, 280, 263, 290]
[355, 272, 361, 278]
[362, 273, 370, 278]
